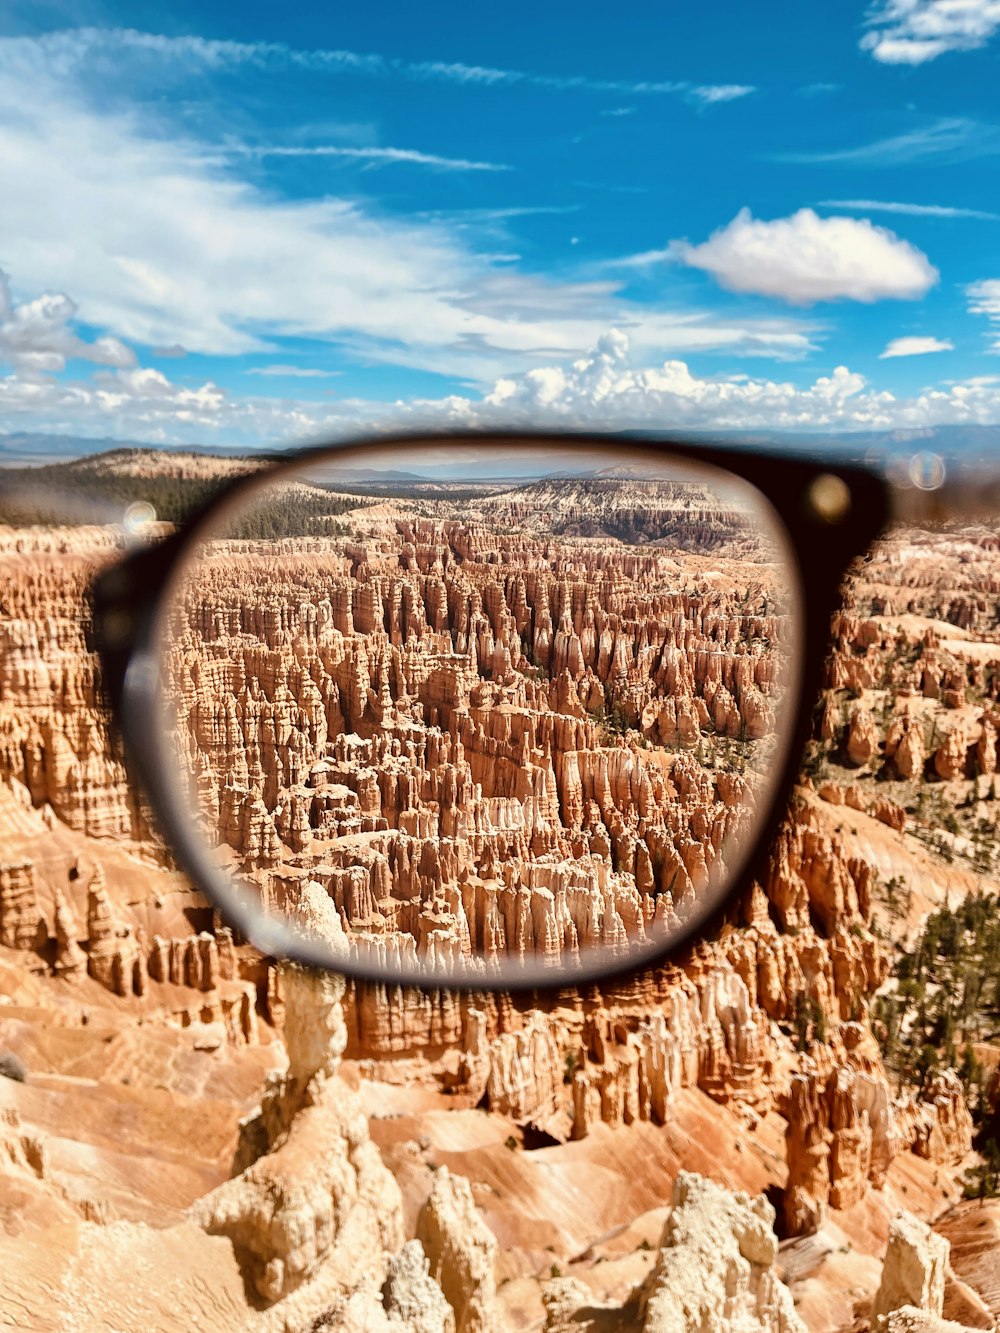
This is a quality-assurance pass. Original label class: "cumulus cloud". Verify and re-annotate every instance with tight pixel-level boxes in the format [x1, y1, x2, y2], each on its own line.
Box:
[862, 0, 1000, 64]
[467, 330, 1000, 432]
[0, 269, 326, 444]
[7, 320, 1000, 446]
[967, 279, 1000, 349]
[0, 270, 135, 376]
[480, 330, 875, 427]
[0, 356, 324, 445]
[880, 336, 954, 357]
[670, 208, 939, 305]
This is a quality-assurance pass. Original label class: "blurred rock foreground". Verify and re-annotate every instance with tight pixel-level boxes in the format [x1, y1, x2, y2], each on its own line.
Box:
[0, 452, 997, 1330]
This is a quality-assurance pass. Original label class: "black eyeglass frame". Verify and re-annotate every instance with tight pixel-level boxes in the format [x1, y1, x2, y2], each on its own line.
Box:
[92, 430, 890, 992]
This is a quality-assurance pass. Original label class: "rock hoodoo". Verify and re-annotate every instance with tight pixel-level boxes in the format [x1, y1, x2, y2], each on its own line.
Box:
[636, 1171, 805, 1332]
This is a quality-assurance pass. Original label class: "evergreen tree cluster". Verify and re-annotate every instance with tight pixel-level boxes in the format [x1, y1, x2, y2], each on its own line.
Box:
[0, 466, 235, 526]
[874, 891, 1000, 1199]
[0, 463, 370, 535]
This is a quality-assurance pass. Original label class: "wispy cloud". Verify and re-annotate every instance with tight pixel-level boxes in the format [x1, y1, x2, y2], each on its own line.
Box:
[779, 118, 1000, 166]
[691, 84, 755, 104]
[0, 28, 753, 107]
[968, 279, 1000, 351]
[880, 335, 954, 358]
[573, 181, 649, 195]
[247, 364, 341, 378]
[415, 205, 581, 222]
[601, 106, 636, 117]
[0, 50, 816, 389]
[798, 82, 841, 96]
[233, 144, 509, 172]
[820, 198, 1000, 220]
[861, 0, 1000, 64]
[602, 247, 674, 270]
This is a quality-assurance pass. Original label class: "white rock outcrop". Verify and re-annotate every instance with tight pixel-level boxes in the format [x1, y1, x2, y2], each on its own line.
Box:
[416, 1167, 500, 1333]
[874, 1308, 980, 1332]
[382, 1241, 456, 1332]
[193, 964, 404, 1308]
[637, 1171, 806, 1333]
[871, 1211, 949, 1325]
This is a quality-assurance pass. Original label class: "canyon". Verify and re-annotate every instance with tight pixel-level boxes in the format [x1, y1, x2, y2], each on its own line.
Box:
[0, 448, 997, 1331]
[160, 463, 794, 980]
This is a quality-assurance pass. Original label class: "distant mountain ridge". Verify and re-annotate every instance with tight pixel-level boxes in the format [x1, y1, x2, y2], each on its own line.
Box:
[2, 423, 998, 471]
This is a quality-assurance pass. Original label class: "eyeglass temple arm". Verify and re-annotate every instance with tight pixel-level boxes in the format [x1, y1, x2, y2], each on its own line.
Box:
[886, 468, 1000, 525]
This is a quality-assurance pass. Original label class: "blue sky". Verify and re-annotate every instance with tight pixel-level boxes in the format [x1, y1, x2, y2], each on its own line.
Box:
[1, 0, 999, 449]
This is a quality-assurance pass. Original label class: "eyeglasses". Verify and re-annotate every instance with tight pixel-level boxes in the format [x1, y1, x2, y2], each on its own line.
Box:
[90, 430, 993, 991]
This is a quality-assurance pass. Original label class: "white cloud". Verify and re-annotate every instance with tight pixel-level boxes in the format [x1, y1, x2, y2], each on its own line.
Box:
[0, 357, 323, 445]
[605, 248, 674, 270]
[880, 335, 954, 357]
[0, 28, 752, 106]
[0, 269, 135, 375]
[689, 84, 756, 105]
[820, 198, 1000, 220]
[862, 0, 1000, 63]
[0, 272, 324, 443]
[0, 45, 807, 383]
[6, 319, 1000, 446]
[967, 279, 1000, 350]
[464, 330, 1000, 432]
[247, 365, 340, 378]
[670, 208, 938, 305]
[779, 119, 1000, 166]
[234, 144, 509, 172]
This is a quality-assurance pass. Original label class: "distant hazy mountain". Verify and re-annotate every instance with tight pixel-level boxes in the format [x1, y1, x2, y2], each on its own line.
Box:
[0, 433, 261, 467]
[2, 423, 997, 471]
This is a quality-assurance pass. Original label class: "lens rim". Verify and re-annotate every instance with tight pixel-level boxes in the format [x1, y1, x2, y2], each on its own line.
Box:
[96, 429, 890, 992]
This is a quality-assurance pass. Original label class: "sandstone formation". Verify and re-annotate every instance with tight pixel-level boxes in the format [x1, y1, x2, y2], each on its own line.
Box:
[416, 1166, 500, 1333]
[51, 886, 86, 978]
[635, 1171, 805, 1332]
[872, 1211, 950, 1325]
[159, 476, 794, 979]
[194, 962, 405, 1305]
[781, 1042, 971, 1237]
[874, 1311, 982, 1332]
[0, 539, 148, 842]
[452, 955, 775, 1143]
[382, 1241, 456, 1333]
[542, 1277, 605, 1331]
[0, 859, 45, 950]
[0, 1105, 47, 1180]
[2, 457, 996, 1331]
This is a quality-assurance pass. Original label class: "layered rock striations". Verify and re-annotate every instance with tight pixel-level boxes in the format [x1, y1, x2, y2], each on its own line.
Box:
[0, 542, 149, 843]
